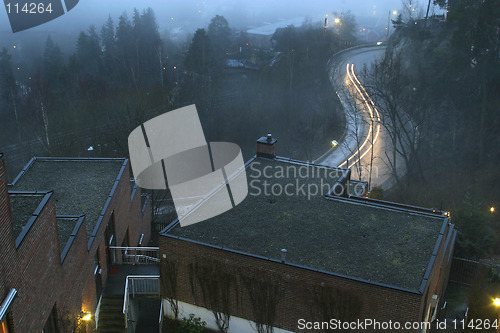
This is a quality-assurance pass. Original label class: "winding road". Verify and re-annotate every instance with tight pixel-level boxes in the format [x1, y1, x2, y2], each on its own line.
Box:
[315, 45, 402, 190]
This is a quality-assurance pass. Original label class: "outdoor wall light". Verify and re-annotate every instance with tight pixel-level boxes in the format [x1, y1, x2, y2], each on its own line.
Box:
[80, 311, 92, 321]
[494, 298, 500, 307]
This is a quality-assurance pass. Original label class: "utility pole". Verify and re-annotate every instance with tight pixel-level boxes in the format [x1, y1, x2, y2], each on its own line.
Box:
[387, 10, 391, 39]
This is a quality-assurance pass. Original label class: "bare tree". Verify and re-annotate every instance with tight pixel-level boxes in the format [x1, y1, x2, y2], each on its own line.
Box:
[240, 270, 284, 333]
[309, 284, 362, 332]
[161, 258, 179, 319]
[189, 260, 234, 332]
[361, 51, 428, 186]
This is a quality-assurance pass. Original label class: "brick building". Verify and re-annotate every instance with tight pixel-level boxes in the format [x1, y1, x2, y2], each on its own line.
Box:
[159, 136, 457, 332]
[0, 154, 151, 332]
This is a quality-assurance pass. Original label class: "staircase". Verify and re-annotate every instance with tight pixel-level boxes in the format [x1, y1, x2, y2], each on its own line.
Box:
[97, 294, 127, 333]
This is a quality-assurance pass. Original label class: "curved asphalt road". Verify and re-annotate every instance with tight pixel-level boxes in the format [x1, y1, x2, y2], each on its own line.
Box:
[315, 45, 400, 190]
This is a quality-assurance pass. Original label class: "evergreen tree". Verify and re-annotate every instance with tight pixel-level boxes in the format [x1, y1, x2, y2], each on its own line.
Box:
[75, 25, 102, 78]
[42, 35, 64, 92]
[100, 16, 118, 88]
[135, 8, 162, 87]
[116, 11, 135, 87]
[207, 15, 231, 70]
[185, 28, 213, 75]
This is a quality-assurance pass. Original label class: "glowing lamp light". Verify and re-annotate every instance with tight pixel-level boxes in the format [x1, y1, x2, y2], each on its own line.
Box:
[334, 18, 341, 24]
[331, 140, 338, 147]
[393, 10, 398, 15]
[491, 207, 495, 213]
[494, 298, 500, 306]
[81, 312, 92, 321]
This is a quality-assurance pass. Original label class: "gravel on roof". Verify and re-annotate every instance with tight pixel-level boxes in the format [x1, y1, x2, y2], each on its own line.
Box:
[57, 217, 80, 250]
[168, 157, 443, 290]
[11, 159, 124, 237]
[9, 194, 44, 238]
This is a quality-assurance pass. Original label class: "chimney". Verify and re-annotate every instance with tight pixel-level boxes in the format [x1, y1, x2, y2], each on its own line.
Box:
[256, 133, 277, 159]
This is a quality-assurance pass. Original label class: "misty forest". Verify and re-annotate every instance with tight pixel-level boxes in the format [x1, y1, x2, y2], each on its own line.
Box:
[0, 0, 499, 265]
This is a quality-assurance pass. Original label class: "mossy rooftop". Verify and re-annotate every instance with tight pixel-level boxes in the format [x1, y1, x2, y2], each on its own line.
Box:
[10, 158, 126, 237]
[167, 157, 445, 291]
[9, 193, 45, 238]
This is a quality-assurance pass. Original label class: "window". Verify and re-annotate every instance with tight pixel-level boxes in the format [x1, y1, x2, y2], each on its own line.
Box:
[41, 305, 57, 333]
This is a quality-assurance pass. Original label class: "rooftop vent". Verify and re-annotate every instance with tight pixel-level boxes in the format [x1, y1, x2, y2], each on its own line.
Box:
[281, 248, 287, 262]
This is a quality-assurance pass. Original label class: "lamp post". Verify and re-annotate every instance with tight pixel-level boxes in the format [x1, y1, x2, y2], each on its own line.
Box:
[335, 18, 342, 49]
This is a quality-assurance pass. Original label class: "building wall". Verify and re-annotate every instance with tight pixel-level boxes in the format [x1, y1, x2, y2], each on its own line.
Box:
[418, 220, 456, 324]
[0, 157, 152, 332]
[89, 162, 151, 289]
[59, 216, 94, 332]
[0, 155, 14, 321]
[1, 192, 61, 333]
[160, 236, 424, 333]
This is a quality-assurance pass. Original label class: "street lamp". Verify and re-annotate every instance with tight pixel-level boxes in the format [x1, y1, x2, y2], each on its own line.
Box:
[490, 207, 495, 213]
[387, 10, 398, 38]
[334, 18, 342, 48]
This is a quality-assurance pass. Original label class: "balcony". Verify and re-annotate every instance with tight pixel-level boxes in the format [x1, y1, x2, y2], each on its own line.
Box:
[97, 247, 161, 332]
[109, 246, 160, 265]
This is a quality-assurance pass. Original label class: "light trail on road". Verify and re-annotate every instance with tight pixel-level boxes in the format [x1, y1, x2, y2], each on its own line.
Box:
[338, 63, 381, 169]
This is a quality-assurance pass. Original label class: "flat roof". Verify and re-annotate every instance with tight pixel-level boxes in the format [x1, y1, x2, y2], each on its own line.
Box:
[57, 216, 79, 250]
[10, 158, 125, 237]
[9, 193, 45, 238]
[166, 157, 445, 291]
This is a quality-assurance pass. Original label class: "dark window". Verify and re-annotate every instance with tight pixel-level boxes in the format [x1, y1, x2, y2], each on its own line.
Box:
[42, 306, 57, 333]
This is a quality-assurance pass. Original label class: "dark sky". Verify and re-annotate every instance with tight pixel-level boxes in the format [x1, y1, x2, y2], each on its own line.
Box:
[1, 0, 436, 34]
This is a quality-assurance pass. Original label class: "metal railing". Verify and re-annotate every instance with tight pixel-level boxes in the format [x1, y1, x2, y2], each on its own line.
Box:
[123, 275, 160, 328]
[159, 300, 164, 333]
[449, 257, 500, 285]
[109, 246, 160, 265]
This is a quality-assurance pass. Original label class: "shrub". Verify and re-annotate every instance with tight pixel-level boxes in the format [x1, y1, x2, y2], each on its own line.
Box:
[174, 314, 207, 333]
